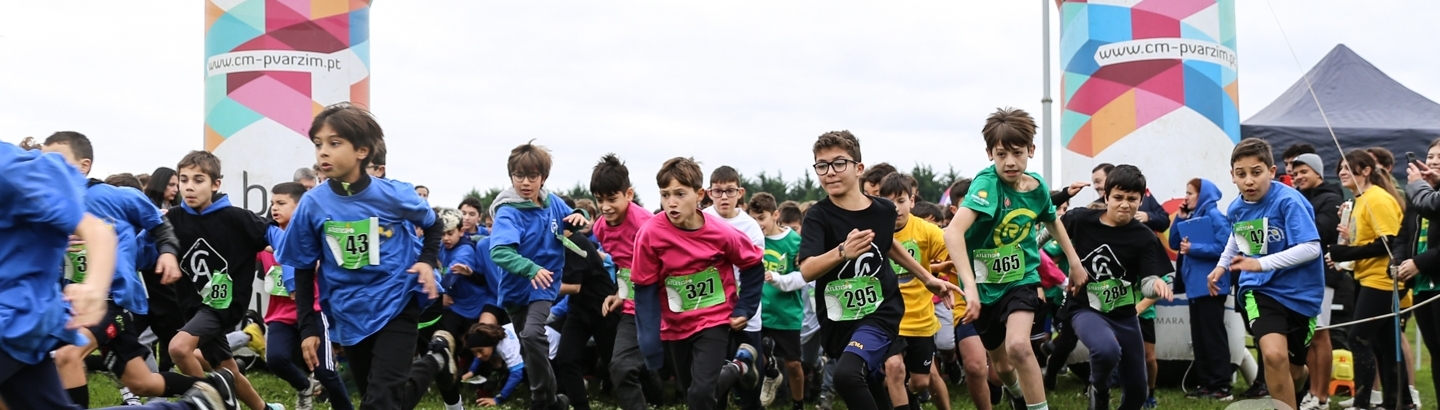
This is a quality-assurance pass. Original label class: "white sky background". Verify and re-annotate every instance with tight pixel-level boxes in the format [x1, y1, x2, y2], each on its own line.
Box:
[1, 1, 1435, 209]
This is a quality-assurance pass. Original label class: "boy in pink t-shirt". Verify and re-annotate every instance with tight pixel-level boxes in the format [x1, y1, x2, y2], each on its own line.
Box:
[632, 157, 765, 410]
[590, 154, 655, 410]
[261, 182, 352, 410]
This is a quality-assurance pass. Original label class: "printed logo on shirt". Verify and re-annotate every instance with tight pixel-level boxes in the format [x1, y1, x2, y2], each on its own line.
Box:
[838, 242, 884, 278]
[993, 208, 1039, 248]
[1266, 225, 1285, 245]
[182, 238, 229, 281]
[764, 249, 788, 274]
[970, 190, 990, 206]
[378, 224, 395, 239]
[1082, 244, 1126, 281]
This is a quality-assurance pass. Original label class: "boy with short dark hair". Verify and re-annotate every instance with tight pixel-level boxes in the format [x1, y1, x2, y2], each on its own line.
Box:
[861, 162, 898, 196]
[633, 157, 765, 410]
[41, 133, 242, 409]
[590, 153, 656, 410]
[748, 192, 807, 410]
[877, 173, 951, 410]
[1206, 138, 1325, 410]
[555, 218, 619, 410]
[944, 108, 1086, 410]
[279, 103, 453, 410]
[704, 165, 768, 409]
[164, 150, 279, 410]
[798, 131, 959, 410]
[778, 201, 804, 233]
[487, 141, 586, 410]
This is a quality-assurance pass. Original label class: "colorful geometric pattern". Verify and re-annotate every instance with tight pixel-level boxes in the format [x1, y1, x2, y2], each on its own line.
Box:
[204, 0, 370, 152]
[1059, 0, 1239, 157]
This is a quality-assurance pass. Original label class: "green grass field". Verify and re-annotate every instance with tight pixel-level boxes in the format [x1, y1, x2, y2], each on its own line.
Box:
[84, 323, 1438, 410]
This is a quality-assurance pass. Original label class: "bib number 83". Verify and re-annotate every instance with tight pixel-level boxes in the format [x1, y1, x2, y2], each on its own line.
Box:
[990, 253, 1021, 273]
[843, 286, 879, 309]
[684, 277, 716, 300]
[209, 283, 229, 300]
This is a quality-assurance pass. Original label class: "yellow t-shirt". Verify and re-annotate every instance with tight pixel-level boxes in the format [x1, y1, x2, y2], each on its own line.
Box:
[1351, 185, 1403, 292]
[893, 215, 947, 337]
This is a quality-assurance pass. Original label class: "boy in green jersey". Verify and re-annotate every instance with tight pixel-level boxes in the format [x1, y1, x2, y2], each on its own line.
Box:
[749, 192, 807, 410]
[943, 108, 1087, 410]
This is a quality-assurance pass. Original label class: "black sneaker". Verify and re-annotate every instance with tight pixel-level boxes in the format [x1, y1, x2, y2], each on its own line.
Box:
[551, 393, 570, 410]
[989, 383, 1003, 406]
[734, 343, 761, 389]
[1089, 384, 1110, 410]
[181, 382, 228, 410]
[203, 368, 240, 410]
[430, 330, 457, 383]
[1207, 387, 1234, 401]
[1239, 382, 1268, 399]
[1007, 388, 1027, 410]
[1185, 387, 1210, 399]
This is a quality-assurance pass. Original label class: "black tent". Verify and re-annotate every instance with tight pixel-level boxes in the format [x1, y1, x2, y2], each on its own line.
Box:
[1242, 44, 1440, 179]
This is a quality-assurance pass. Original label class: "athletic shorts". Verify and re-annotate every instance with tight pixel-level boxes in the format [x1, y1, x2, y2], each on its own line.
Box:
[179, 307, 241, 365]
[955, 322, 979, 342]
[762, 328, 802, 362]
[900, 336, 936, 375]
[1240, 291, 1315, 366]
[934, 303, 956, 351]
[841, 325, 906, 381]
[975, 284, 1043, 351]
[88, 302, 150, 377]
[1139, 317, 1156, 344]
[1317, 286, 1335, 327]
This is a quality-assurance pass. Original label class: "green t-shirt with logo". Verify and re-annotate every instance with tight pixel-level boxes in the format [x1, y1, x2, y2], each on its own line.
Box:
[961, 165, 1056, 305]
[762, 229, 805, 331]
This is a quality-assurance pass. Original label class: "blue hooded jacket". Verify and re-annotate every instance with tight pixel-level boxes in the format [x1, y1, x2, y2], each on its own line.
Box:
[1169, 179, 1233, 299]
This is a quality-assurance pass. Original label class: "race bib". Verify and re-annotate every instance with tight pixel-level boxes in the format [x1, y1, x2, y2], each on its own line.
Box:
[265, 265, 289, 297]
[557, 233, 587, 258]
[617, 268, 635, 301]
[890, 240, 921, 276]
[1233, 218, 1269, 256]
[202, 272, 234, 310]
[973, 244, 1024, 284]
[325, 218, 381, 269]
[62, 245, 89, 283]
[664, 267, 725, 312]
[1085, 278, 1136, 313]
[823, 276, 883, 321]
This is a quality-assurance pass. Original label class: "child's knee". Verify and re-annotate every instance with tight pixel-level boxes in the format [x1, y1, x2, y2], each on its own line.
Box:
[884, 356, 906, 382]
[786, 360, 804, 374]
[1005, 338, 1034, 362]
[910, 373, 931, 391]
[1261, 349, 1290, 369]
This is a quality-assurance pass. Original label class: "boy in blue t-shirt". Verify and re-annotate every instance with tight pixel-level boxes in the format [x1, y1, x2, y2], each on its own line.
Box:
[1206, 138, 1325, 410]
[0, 140, 235, 410]
[487, 141, 588, 410]
[279, 103, 454, 410]
[42, 133, 240, 408]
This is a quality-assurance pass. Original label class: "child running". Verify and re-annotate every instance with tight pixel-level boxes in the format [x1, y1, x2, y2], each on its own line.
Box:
[591, 153, 657, 410]
[164, 150, 280, 410]
[877, 173, 951, 410]
[944, 108, 1086, 410]
[797, 132, 959, 410]
[261, 182, 351, 410]
[748, 192, 807, 410]
[1059, 165, 1174, 410]
[487, 141, 587, 410]
[279, 103, 453, 410]
[632, 157, 765, 410]
[1206, 138, 1326, 410]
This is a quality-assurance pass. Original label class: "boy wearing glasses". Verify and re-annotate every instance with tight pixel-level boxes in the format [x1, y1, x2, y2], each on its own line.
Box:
[487, 141, 589, 410]
[702, 166, 767, 409]
[798, 131, 960, 410]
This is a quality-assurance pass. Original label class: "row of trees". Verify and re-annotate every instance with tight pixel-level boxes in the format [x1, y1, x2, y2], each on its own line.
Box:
[462, 163, 967, 213]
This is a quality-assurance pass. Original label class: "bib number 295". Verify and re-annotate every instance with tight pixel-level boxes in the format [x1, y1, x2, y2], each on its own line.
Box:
[842, 286, 879, 309]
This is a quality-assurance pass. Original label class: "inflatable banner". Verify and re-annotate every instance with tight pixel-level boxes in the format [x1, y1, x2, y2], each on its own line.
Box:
[204, 0, 371, 213]
[1059, 0, 1239, 211]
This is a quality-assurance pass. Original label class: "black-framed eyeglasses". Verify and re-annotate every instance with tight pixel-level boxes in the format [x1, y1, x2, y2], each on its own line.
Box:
[511, 173, 542, 182]
[708, 188, 741, 198]
[813, 159, 854, 175]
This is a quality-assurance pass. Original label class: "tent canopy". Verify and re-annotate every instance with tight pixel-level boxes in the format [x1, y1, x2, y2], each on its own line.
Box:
[1242, 44, 1440, 179]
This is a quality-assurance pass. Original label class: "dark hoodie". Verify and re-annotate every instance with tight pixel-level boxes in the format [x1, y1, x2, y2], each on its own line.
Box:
[1398, 180, 1440, 292]
[1170, 179, 1232, 298]
[1300, 180, 1345, 287]
[167, 193, 269, 318]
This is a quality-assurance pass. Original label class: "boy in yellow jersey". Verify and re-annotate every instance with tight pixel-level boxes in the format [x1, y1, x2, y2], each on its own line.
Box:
[878, 173, 951, 410]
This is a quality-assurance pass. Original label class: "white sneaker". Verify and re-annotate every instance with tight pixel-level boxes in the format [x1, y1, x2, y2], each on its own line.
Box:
[120, 387, 143, 406]
[1302, 393, 1321, 410]
[296, 379, 319, 410]
[1337, 396, 1354, 408]
[1413, 387, 1423, 409]
[760, 372, 785, 407]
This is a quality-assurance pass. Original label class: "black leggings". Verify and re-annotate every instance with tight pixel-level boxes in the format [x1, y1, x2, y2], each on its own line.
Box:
[1414, 292, 1440, 400]
[1350, 286, 1413, 408]
[832, 352, 891, 410]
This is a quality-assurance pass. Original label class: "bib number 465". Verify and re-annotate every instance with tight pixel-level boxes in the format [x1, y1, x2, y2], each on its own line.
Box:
[990, 253, 1021, 273]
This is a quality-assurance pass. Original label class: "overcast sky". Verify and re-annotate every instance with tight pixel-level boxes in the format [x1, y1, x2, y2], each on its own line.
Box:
[2, 1, 1435, 209]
